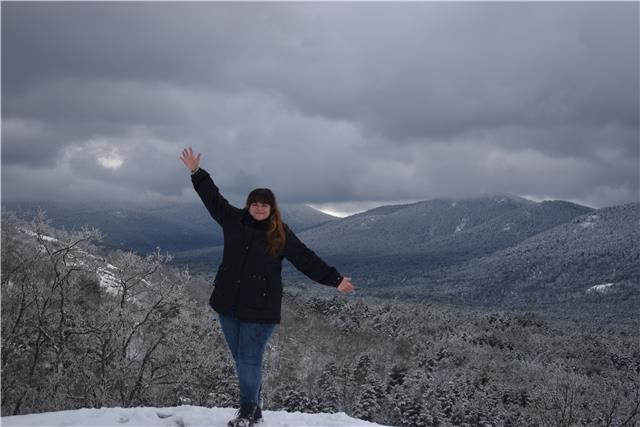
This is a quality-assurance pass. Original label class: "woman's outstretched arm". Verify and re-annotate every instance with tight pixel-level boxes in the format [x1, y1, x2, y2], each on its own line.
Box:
[283, 224, 355, 293]
[180, 147, 242, 227]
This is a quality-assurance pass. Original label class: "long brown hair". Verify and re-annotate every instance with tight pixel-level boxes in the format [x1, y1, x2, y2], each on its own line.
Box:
[245, 188, 286, 257]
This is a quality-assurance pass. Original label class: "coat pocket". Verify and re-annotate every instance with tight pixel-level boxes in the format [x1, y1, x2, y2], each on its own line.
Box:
[247, 273, 269, 308]
[213, 265, 229, 295]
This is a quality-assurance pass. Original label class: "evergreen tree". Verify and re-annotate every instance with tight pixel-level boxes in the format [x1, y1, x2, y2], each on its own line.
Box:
[316, 362, 340, 413]
[282, 385, 312, 413]
[338, 364, 355, 411]
[354, 376, 386, 422]
[387, 364, 408, 392]
[400, 394, 431, 427]
[354, 379, 380, 421]
[353, 354, 373, 385]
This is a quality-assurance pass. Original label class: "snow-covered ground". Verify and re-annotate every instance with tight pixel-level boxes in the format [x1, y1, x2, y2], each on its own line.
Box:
[1, 405, 391, 427]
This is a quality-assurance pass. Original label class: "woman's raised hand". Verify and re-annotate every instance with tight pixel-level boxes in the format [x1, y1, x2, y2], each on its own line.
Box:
[180, 147, 201, 172]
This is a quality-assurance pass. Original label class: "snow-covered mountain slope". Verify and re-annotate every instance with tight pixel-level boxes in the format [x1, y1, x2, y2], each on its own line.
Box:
[422, 202, 640, 304]
[300, 196, 576, 259]
[1, 405, 390, 427]
[402, 200, 593, 257]
[279, 196, 593, 290]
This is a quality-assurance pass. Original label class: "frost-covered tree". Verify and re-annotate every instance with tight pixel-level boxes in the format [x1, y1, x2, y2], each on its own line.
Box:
[1, 212, 209, 413]
[316, 362, 340, 413]
[354, 377, 385, 422]
[387, 363, 408, 392]
[353, 354, 373, 387]
[282, 385, 313, 412]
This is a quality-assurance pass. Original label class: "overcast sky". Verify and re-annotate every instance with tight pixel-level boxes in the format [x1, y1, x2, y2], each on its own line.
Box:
[2, 2, 638, 216]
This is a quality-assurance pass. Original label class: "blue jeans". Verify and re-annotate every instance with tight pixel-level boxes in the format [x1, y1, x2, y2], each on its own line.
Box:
[217, 310, 277, 406]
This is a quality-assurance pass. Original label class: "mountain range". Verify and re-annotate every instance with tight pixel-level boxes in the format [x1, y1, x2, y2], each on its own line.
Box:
[3, 195, 638, 313]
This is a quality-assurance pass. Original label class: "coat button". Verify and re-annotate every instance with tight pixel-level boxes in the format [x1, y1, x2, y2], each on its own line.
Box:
[245, 245, 249, 250]
[236, 279, 240, 283]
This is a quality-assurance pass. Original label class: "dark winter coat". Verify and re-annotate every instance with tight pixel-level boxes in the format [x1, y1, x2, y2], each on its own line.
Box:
[191, 168, 343, 324]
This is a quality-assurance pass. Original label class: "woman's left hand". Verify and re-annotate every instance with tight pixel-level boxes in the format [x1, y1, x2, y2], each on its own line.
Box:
[337, 277, 355, 293]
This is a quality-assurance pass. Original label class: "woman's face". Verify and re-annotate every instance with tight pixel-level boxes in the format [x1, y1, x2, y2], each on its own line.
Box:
[249, 202, 271, 221]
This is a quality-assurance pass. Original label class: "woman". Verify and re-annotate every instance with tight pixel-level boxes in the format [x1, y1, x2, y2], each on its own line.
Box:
[180, 147, 354, 427]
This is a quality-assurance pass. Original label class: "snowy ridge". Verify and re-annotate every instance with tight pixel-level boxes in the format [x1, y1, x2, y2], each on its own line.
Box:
[454, 216, 469, 233]
[586, 282, 616, 294]
[1, 405, 390, 427]
[578, 214, 599, 229]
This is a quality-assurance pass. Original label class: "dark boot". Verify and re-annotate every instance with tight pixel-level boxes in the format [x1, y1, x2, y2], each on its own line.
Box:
[227, 403, 257, 427]
[253, 405, 263, 424]
[253, 385, 263, 424]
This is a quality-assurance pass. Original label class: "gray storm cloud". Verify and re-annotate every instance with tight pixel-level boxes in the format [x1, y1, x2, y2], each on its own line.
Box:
[2, 2, 638, 211]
